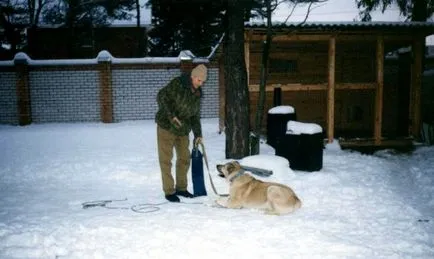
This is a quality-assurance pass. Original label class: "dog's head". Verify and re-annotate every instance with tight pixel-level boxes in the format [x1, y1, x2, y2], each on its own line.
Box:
[216, 161, 242, 179]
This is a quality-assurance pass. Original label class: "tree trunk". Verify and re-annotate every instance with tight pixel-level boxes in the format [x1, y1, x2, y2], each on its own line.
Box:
[224, 0, 250, 159]
[65, 0, 79, 58]
[251, 0, 272, 155]
[135, 0, 145, 56]
[411, 0, 428, 70]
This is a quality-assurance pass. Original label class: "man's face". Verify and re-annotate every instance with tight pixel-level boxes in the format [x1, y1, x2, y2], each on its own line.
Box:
[191, 76, 205, 89]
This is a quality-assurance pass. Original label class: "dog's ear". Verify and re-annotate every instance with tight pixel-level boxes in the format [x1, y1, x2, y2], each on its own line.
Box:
[232, 161, 242, 171]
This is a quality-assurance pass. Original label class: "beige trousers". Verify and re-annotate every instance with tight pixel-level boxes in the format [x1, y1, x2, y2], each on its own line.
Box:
[157, 125, 191, 195]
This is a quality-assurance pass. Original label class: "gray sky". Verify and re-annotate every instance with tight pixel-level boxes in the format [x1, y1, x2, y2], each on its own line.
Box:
[138, 0, 403, 23]
[272, 0, 403, 22]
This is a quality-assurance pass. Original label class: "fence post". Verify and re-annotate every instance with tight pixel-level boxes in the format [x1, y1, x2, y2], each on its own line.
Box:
[97, 51, 113, 123]
[14, 53, 32, 125]
[180, 53, 194, 73]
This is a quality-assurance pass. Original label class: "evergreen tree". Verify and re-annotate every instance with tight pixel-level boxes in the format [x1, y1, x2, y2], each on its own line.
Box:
[146, 0, 226, 57]
[1, 0, 138, 58]
[42, 0, 137, 58]
[42, 0, 136, 27]
[356, 0, 434, 21]
[0, 1, 28, 55]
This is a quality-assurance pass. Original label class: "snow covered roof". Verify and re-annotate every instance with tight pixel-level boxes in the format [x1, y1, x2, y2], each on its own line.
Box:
[35, 23, 152, 29]
[246, 21, 434, 32]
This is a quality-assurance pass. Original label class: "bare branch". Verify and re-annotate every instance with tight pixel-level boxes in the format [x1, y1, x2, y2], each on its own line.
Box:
[282, 0, 328, 25]
[283, 3, 298, 24]
[272, 0, 286, 12]
[298, 1, 314, 25]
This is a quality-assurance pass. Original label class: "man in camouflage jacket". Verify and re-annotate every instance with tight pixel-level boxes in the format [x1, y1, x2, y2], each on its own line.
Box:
[155, 64, 207, 202]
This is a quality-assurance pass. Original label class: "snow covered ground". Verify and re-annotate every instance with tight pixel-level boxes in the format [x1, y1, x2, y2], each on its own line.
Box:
[0, 118, 433, 258]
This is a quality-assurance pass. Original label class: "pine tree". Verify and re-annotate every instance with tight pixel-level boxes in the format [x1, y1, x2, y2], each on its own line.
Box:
[146, 0, 225, 57]
[356, 0, 434, 21]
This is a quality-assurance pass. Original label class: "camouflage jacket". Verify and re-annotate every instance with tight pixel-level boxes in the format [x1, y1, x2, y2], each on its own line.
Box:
[155, 73, 202, 137]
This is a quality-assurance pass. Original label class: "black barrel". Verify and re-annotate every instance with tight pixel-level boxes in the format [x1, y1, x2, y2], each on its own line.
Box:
[266, 106, 296, 149]
[275, 121, 324, 172]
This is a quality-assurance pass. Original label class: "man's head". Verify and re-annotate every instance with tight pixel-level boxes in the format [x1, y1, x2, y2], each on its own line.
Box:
[191, 64, 207, 89]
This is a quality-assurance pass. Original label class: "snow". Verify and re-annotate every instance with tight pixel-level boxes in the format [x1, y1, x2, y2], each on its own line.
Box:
[268, 105, 295, 114]
[1, 51, 208, 66]
[178, 50, 196, 60]
[0, 118, 433, 258]
[240, 154, 293, 178]
[96, 50, 112, 62]
[287, 120, 323, 135]
[0, 60, 13, 66]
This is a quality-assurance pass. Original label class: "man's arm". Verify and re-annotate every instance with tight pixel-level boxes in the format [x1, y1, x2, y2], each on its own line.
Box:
[157, 78, 178, 121]
[191, 114, 202, 142]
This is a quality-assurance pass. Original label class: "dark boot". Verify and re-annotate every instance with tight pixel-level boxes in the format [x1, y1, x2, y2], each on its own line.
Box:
[165, 194, 180, 202]
[176, 190, 194, 198]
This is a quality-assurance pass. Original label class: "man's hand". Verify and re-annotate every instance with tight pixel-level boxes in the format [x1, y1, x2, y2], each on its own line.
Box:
[172, 117, 182, 128]
[194, 137, 203, 146]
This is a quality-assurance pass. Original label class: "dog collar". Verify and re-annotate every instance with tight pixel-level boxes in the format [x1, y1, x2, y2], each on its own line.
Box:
[229, 169, 245, 182]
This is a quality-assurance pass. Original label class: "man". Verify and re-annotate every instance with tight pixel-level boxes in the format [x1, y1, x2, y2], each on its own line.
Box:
[155, 64, 207, 202]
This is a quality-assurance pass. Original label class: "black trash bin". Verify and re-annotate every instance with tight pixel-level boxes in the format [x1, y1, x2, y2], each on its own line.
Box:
[266, 106, 296, 149]
[276, 121, 324, 172]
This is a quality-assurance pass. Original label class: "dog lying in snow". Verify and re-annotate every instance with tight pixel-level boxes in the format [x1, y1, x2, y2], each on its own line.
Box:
[216, 161, 301, 215]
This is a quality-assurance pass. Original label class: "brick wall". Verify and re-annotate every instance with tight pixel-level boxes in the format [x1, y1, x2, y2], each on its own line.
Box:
[111, 67, 219, 121]
[0, 71, 18, 124]
[29, 70, 100, 123]
[0, 52, 220, 125]
[112, 68, 180, 121]
[200, 68, 219, 118]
